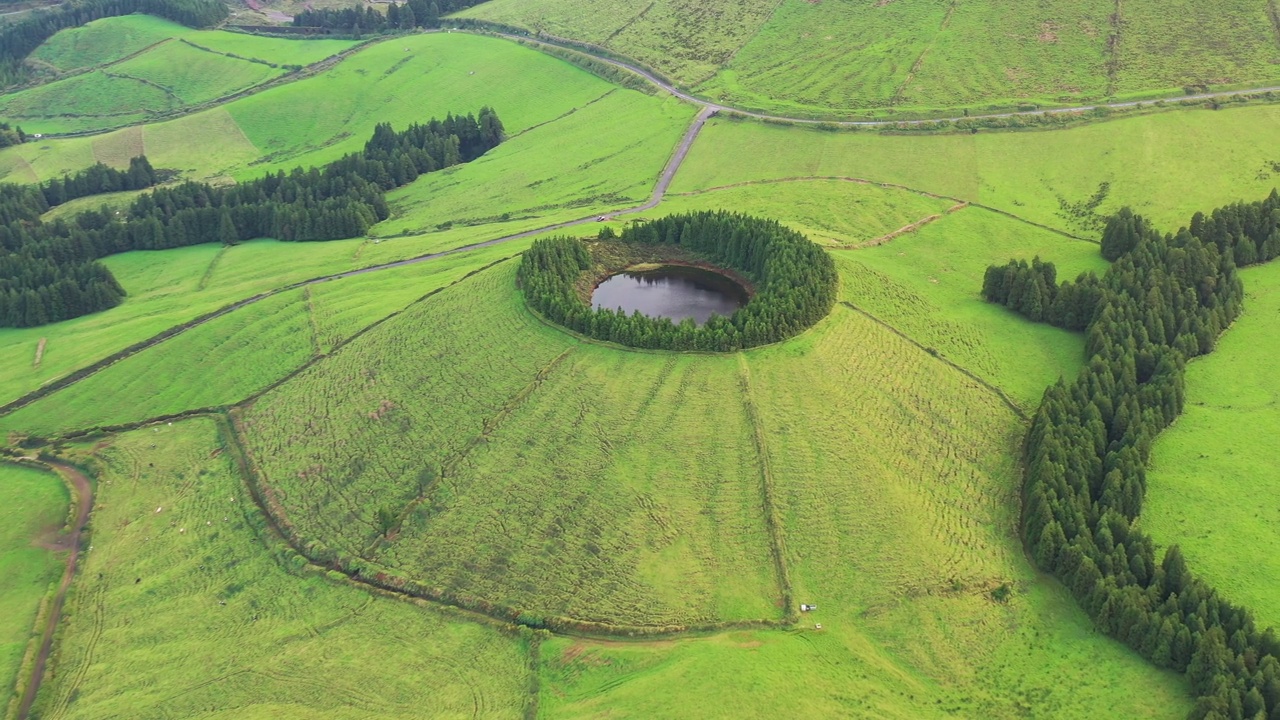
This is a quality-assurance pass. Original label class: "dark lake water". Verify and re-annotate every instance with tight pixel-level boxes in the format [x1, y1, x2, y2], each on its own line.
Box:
[591, 265, 748, 326]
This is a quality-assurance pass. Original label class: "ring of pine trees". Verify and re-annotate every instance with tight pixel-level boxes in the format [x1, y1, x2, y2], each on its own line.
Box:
[517, 211, 837, 352]
[982, 194, 1280, 720]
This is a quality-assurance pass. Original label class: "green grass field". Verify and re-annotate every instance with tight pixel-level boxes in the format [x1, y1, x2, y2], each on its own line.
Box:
[673, 104, 1280, 233]
[463, 0, 1280, 117]
[0, 32, 690, 409]
[32, 417, 532, 719]
[1143, 262, 1280, 629]
[0, 242, 523, 438]
[0, 463, 66, 716]
[237, 254, 1190, 716]
[0, 39, 287, 134]
[27, 15, 187, 72]
[5, 15, 1280, 718]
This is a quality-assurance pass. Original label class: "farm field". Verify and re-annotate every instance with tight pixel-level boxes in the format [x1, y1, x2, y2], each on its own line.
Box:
[0, 463, 66, 716]
[0, 31, 688, 408]
[463, 0, 1280, 117]
[4, 9, 1280, 719]
[673, 104, 1280, 232]
[27, 15, 188, 72]
[237, 256, 1190, 716]
[5, 16, 361, 135]
[30, 417, 532, 719]
[0, 242, 523, 438]
[1143, 262, 1280, 629]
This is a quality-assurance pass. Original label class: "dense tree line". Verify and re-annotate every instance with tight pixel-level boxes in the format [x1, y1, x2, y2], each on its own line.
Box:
[518, 211, 837, 351]
[982, 194, 1280, 719]
[293, 0, 486, 34]
[0, 108, 504, 327]
[0, 0, 228, 87]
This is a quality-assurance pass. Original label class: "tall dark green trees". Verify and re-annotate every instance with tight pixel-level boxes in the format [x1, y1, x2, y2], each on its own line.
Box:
[518, 211, 837, 351]
[0, 109, 505, 328]
[983, 195, 1280, 719]
[294, 0, 478, 34]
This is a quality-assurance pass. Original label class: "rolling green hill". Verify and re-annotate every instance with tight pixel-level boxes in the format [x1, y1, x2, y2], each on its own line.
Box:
[460, 0, 1280, 118]
[4, 8, 1280, 719]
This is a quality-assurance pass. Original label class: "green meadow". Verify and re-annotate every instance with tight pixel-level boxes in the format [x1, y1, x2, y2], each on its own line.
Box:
[32, 417, 531, 719]
[0, 463, 66, 716]
[1143, 262, 1280, 629]
[464, 0, 1280, 117]
[4, 8, 1280, 717]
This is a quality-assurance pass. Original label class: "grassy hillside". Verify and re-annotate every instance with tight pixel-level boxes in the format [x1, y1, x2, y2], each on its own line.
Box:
[238, 255, 1190, 716]
[0, 15, 359, 136]
[0, 243, 522, 437]
[673, 104, 1280, 232]
[32, 417, 531, 719]
[0, 32, 688, 408]
[462, 0, 1280, 117]
[1143, 262, 1280, 629]
[0, 463, 66, 715]
[27, 14, 186, 72]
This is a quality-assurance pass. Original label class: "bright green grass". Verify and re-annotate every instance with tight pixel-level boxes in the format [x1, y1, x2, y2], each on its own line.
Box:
[236, 253, 1190, 714]
[834, 204, 1110, 407]
[900, 0, 1113, 110]
[673, 104, 1280, 233]
[225, 32, 626, 176]
[1114, 0, 1280, 96]
[458, 0, 779, 85]
[0, 289, 316, 436]
[376, 341, 780, 626]
[181, 30, 356, 67]
[0, 221, 555, 408]
[0, 242, 523, 437]
[0, 463, 66, 714]
[465, 0, 1280, 117]
[0, 42, 283, 134]
[1143, 262, 1280, 629]
[0, 71, 169, 130]
[33, 417, 530, 719]
[374, 90, 693, 236]
[653, 178, 957, 247]
[28, 14, 186, 72]
[539, 580, 1188, 718]
[692, 0, 949, 113]
[111, 40, 281, 105]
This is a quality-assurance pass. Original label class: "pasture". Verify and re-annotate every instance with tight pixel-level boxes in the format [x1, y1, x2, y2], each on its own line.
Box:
[673, 104, 1280, 232]
[4, 14, 1280, 718]
[463, 0, 1280, 117]
[30, 416, 531, 719]
[238, 254, 1190, 715]
[0, 463, 66, 717]
[27, 15, 187, 72]
[1143, 261, 1280, 629]
[0, 241, 523, 438]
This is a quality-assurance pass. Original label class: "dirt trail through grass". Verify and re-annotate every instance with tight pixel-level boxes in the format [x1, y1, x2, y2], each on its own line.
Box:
[15, 461, 92, 720]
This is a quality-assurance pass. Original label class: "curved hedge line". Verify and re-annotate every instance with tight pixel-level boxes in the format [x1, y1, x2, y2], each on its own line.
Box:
[517, 211, 837, 352]
[983, 194, 1280, 720]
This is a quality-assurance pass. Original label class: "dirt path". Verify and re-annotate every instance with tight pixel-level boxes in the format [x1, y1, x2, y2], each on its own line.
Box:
[15, 461, 93, 720]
